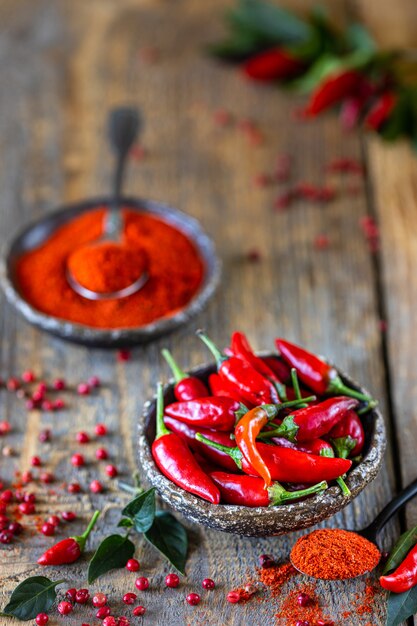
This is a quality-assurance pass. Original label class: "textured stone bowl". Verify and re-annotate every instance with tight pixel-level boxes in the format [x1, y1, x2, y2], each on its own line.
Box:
[138, 356, 386, 537]
[0, 196, 220, 348]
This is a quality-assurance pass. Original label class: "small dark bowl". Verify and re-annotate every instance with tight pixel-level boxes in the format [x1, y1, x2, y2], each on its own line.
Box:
[0, 197, 220, 348]
[138, 356, 385, 537]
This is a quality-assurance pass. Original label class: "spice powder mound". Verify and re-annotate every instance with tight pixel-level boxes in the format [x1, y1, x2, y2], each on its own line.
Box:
[16, 208, 204, 329]
[290, 529, 381, 580]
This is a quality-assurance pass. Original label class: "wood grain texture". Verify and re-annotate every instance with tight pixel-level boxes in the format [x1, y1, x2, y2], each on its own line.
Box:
[0, 1, 407, 624]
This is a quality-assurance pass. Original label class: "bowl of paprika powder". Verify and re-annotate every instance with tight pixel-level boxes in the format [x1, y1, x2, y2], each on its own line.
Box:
[138, 354, 385, 537]
[0, 197, 220, 347]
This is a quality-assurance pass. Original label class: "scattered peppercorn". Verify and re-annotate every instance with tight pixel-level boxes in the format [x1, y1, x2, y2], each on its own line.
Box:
[186, 593, 201, 606]
[135, 577, 149, 591]
[126, 558, 140, 572]
[165, 573, 180, 588]
[57, 601, 73, 615]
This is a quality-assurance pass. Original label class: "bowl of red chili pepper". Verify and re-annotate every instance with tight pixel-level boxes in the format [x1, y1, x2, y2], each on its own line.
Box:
[0, 197, 220, 347]
[138, 332, 386, 537]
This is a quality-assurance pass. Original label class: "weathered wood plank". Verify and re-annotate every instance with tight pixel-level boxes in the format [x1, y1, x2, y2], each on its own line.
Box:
[0, 1, 401, 624]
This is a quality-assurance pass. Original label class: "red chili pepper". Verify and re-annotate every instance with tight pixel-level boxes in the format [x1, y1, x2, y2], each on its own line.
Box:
[275, 338, 373, 402]
[234, 406, 278, 486]
[266, 396, 359, 442]
[197, 331, 279, 406]
[210, 471, 327, 507]
[38, 510, 100, 565]
[230, 331, 287, 399]
[365, 92, 396, 131]
[380, 543, 417, 593]
[196, 435, 352, 484]
[304, 70, 363, 116]
[151, 383, 220, 504]
[208, 373, 250, 404]
[164, 397, 247, 431]
[163, 415, 238, 472]
[162, 349, 209, 401]
[261, 356, 291, 384]
[241, 48, 305, 82]
[328, 409, 365, 458]
[270, 436, 332, 455]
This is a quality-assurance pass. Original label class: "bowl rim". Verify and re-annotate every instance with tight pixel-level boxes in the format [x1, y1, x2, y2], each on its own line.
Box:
[138, 354, 386, 534]
[0, 196, 221, 345]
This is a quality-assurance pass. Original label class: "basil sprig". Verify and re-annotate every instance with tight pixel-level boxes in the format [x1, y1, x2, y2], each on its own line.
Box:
[1, 576, 64, 621]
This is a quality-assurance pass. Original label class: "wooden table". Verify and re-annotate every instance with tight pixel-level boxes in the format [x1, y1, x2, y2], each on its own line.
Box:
[1, 1, 417, 624]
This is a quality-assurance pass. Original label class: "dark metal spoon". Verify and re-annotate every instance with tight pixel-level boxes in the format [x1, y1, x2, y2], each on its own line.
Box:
[67, 107, 149, 300]
[291, 477, 417, 580]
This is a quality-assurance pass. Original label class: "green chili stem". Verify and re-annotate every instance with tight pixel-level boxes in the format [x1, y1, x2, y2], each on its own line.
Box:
[291, 368, 302, 401]
[195, 433, 243, 469]
[329, 377, 374, 403]
[161, 349, 187, 383]
[155, 382, 170, 439]
[74, 510, 100, 551]
[320, 448, 351, 496]
[196, 330, 227, 367]
[269, 481, 327, 505]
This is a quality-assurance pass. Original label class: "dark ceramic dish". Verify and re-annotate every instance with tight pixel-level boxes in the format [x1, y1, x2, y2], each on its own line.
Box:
[138, 355, 385, 537]
[0, 197, 220, 348]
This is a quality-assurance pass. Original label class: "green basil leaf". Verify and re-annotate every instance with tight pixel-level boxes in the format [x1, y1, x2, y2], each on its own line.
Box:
[383, 524, 417, 574]
[118, 518, 134, 528]
[144, 511, 188, 575]
[229, 0, 311, 46]
[88, 534, 135, 584]
[121, 487, 156, 533]
[386, 585, 417, 626]
[2, 576, 64, 620]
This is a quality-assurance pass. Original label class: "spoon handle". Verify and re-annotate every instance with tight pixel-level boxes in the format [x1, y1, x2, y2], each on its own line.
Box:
[104, 107, 141, 240]
[363, 477, 417, 541]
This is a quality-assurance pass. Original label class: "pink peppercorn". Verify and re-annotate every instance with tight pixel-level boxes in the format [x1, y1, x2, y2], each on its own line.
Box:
[297, 592, 311, 607]
[53, 378, 65, 390]
[133, 606, 146, 616]
[118, 618, 130, 626]
[89, 376, 101, 388]
[0, 421, 11, 436]
[75, 588, 90, 604]
[67, 482, 81, 494]
[92, 592, 107, 608]
[295, 621, 310, 626]
[39, 429, 51, 443]
[32, 390, 44, 403]
[227, 591, 240, 603]
[71, 453, 85, 467]
[22, 471, 33, 484]
[105, 464, 118, 478]
[202, 578, 215, 590]
[61, 511, 77, 522]
[35, 614, 48, 626]
[123, 592, 137, 605]
[90, 480, 103, 494]
[117, 349, 131, 362]
[24, 492, 36, 503]
[8, 521, 23, 535]
[95, 423, 107, 436]
[95, 606, 111, 619]
[37, 382, 47, 393]
[25, 399, 36, 410]
[52, 398, 65, 410]
[40, 471, 54, 484]
[41, 400, 53, 412]
[57, 601, 73, 615]
[0, 529, 13, 543]
[31, 456, 42, 467]
[65, 588, 77, 602]
[76, 431, 90, 444]
[41, 522, 55, 536]
[165, 573, 179, 588]
[314, 234, 330, 250]
[102, 618, 117, 626]
[77, 382, 90, 395]
[18, 502, 35, 515]
[47, 515, 60, 527]
[0, 489, 13, 503]
[186, 593, 200, 606]
[135, 577, 149, 591]
[126, 558, 140, 572]
[95, 448, 108, 460]
[22, 370, 35, 383]
[7, 377, 20, 391]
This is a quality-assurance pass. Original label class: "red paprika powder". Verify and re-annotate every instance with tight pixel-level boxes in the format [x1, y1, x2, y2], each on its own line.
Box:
[290, 529, 381, 580]
[16, 208, 204, 328]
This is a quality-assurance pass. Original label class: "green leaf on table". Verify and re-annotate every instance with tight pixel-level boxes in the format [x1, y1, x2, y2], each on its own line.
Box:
[345, 23, 376, 54]
[228, 0, 311, 47]
[88, 534, 135, 584]
[386, 585, 417, 626]
[121, 487, 156, 533]
[118, 518, 134, 528]
[1, 576, 64, 621]
[144, 511, 188, 575]
[383, 524, 417, 574]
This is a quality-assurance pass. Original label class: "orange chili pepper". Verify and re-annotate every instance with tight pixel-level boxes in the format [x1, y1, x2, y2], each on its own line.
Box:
[234, 406, 278, 487]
